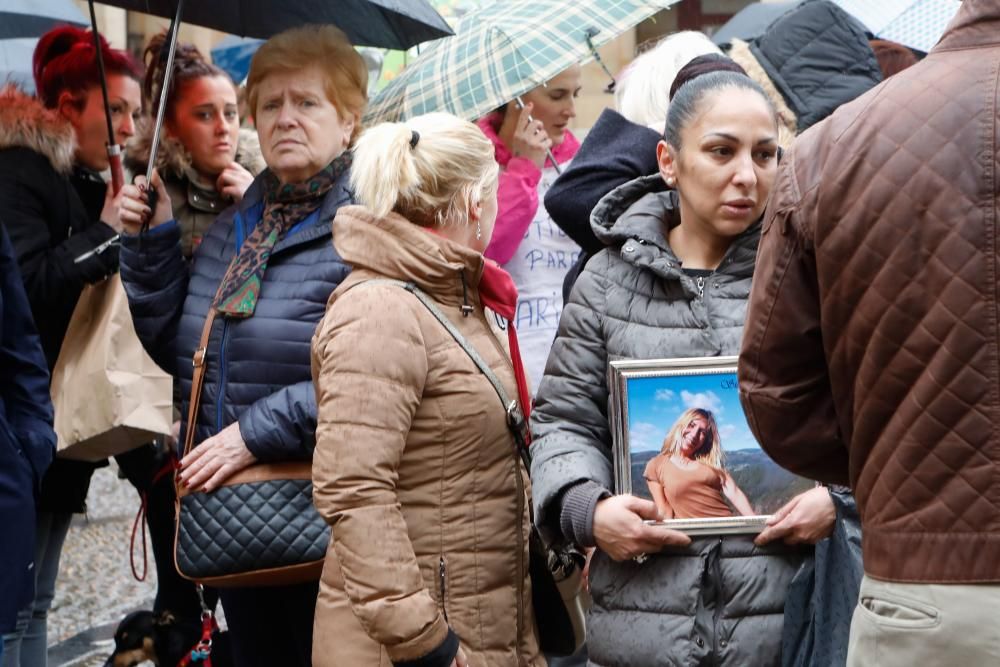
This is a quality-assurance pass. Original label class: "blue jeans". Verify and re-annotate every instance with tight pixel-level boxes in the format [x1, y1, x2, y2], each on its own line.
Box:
[1, 511, 73, 667]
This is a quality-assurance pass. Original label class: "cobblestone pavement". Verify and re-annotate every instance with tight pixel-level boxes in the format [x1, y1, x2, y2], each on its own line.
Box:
[47, 464, 157, 666]
[47, 464, 229, 667]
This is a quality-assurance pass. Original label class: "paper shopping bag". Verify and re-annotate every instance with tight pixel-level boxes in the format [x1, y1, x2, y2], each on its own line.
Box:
[50, 275, 173, 461]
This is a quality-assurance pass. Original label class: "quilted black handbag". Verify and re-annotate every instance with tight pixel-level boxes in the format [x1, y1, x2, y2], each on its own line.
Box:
[173, 309, 330, 587]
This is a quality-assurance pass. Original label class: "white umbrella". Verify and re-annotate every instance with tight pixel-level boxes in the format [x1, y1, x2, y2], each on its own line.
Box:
[877, 0, 961, 53]
[830, 0, 915, 32]
[832, 0, 960, 52]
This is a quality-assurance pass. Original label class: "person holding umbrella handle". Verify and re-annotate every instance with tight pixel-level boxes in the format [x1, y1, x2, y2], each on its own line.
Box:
[476, 66, 583, 394]
[509, 99, 555, 171]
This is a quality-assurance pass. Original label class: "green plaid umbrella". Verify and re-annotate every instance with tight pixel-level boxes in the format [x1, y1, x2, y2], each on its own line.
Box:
[365, 0, 680, 124]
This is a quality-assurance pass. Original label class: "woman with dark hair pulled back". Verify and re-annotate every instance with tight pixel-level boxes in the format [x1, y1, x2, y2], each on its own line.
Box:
[127, 32, 264, 258]
[529, 67, 848, 665]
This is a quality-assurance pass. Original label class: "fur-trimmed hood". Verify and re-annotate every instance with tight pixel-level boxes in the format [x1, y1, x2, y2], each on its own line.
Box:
[727, 40, 798, 149]
[726, 0, 881, 138]
[125, 118, 266, 180]
[0, 85, 76, 174]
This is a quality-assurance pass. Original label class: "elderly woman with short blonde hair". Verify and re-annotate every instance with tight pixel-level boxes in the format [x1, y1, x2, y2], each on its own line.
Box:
[116, 24, 366, 667]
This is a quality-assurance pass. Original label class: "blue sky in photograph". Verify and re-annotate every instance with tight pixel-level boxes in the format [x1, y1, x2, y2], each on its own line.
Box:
[626, 371, 760, 455]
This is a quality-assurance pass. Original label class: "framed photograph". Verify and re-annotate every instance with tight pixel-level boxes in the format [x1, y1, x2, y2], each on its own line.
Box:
[609, 356, 814, 535]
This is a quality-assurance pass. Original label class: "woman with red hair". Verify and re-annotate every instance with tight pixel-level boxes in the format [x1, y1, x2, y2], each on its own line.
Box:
[0, 26, 141, 666]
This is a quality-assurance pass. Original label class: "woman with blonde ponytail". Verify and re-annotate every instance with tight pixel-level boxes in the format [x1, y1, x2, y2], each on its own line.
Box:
[310, 112, 544, 667]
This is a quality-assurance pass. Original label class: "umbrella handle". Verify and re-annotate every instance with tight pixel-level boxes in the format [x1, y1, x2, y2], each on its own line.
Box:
[108, 145, 124, 195]
[144, 0, 185, 199]
[514, 96, 562, 175]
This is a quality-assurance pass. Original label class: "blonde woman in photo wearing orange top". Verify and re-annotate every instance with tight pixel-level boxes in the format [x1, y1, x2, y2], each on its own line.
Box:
[644, 408, 754, 520]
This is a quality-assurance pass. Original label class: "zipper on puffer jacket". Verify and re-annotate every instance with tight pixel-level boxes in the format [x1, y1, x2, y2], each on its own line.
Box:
[214, 319, 231, 432]
[213, 215, 249, 435]
[438, 557, 449, 622]
[710, 538, 723, 666]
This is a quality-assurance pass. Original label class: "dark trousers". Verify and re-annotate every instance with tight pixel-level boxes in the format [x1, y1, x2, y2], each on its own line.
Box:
[547, 646, 589, 666]
[219, 581, 319, 667]
[116, 443, 219, 621]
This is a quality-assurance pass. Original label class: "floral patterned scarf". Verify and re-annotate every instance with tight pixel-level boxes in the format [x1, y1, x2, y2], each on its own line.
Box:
[213, 153, 351, 318]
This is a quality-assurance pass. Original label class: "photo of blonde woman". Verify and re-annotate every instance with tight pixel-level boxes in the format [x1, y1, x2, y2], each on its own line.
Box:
[644, 407, 755, 520]
[615, 365, 813, 522]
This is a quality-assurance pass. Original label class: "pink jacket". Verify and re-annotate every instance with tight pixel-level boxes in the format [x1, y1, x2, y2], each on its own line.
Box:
[477, 112, 579, 264]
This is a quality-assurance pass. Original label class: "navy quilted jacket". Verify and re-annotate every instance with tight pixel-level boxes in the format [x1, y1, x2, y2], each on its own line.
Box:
[0, 222, 56, 631]
[119, 170, 352, 461]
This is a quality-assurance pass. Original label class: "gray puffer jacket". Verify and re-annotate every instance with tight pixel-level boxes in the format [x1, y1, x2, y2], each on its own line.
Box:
[530, 175, 806, 667]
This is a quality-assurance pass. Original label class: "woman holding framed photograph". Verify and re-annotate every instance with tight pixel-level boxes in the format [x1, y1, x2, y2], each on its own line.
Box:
[644, 408, 755, 520]
[529, 66, 846, 666]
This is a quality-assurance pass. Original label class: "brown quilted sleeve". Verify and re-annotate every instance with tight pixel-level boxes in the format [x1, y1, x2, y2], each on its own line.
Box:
[311, 284, 449, 662]
[738, 147, 850, 486]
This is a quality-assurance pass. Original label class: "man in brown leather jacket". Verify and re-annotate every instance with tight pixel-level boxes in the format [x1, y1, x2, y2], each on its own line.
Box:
[738, 2, 1000, 664]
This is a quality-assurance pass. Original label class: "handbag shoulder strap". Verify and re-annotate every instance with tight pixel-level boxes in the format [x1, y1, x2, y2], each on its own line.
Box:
[183, 309, 217, 458]
[346, 280, 571, 558]
[183, 236, 255, 458]
[344, 279, 531, 463]
[183, 232, 250, 459]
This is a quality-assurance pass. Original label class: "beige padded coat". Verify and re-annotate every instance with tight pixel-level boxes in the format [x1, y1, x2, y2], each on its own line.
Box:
[310, 206, 543, 667]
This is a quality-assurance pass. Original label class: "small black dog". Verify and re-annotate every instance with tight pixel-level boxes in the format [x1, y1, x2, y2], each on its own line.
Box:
[105, 610, 233, 667]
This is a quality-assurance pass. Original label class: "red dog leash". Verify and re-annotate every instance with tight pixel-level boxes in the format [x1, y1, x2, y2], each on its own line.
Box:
[129, 454, 180, 581]
[177, 610, 217, 666]
[177, 584, 217, 666]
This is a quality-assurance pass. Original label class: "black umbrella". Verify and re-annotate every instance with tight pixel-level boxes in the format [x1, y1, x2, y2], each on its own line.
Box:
[711, 1, 801, 46]
[94, 0, 453, 49]
[112, 0, 452, 185]
[74, 0, 453, 262]
[1, 0, 88, 39]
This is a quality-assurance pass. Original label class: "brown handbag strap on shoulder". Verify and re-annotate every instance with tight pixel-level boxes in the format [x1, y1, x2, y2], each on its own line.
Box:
[183, 309, 218, 458]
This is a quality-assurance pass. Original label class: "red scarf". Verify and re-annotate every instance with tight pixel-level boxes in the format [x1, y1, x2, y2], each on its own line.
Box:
[418, 228, 533, 429]
[478, 261, 532, 430]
